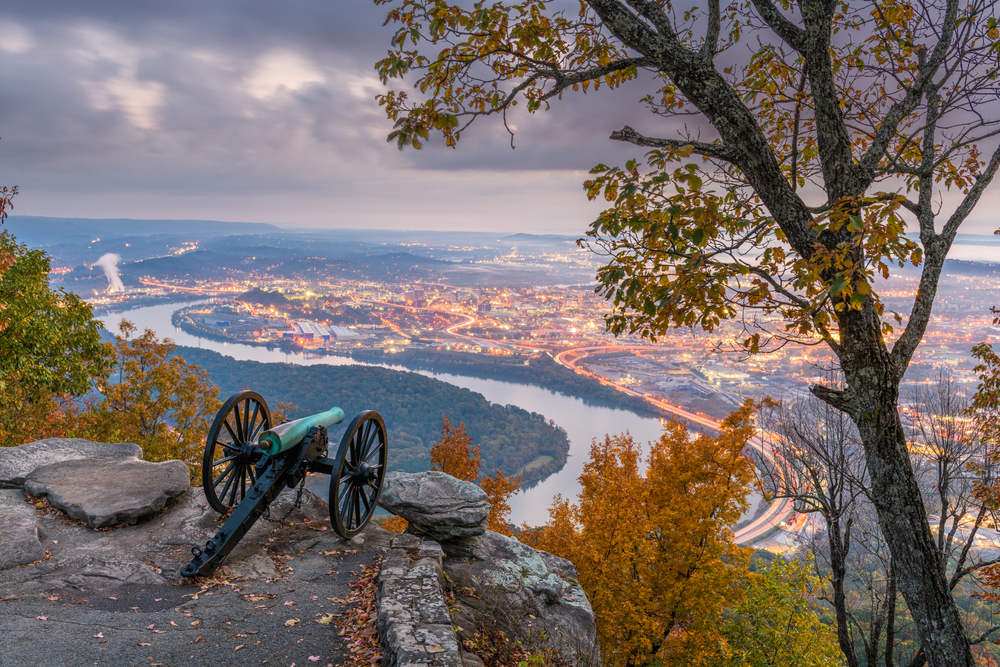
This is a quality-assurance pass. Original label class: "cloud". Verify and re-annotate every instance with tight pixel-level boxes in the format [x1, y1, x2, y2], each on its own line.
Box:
[246, 50, 325, 100]
[0, 21, 34, 54]
[3, 2, 992, 236]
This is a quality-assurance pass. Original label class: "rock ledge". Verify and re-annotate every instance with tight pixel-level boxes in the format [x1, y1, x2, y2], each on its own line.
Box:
[24, 457, 190, 528]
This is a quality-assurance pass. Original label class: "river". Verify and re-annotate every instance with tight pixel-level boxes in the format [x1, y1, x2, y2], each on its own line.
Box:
[99, 302, 760, 525]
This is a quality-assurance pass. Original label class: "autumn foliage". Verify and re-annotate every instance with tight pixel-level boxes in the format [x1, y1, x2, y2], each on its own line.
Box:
[431, 416, 522, 536]
[12, 320, 222, 483]
[521, 400, 837, 666]
[430, 416, 481, 482]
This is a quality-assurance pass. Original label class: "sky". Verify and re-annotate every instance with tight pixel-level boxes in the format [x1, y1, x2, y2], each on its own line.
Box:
[1, 2, 999, 237]
[0, 1, 650, 234]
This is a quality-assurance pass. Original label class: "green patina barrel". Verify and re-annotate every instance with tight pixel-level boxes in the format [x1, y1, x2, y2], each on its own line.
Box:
[257, 407, 346, 456]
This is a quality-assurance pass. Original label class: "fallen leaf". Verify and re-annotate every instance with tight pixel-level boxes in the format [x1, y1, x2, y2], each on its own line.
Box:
[193, 636, 202, 644]
[191, 620, 201, 626]
[316, 614, 335, 625]
[106, 596, 117, 600]
[168, 621, 178, 627]
[147, 624, 155, 629]
[47, 595, 59, 601]
[93, 632, 104, 639]
[308, 657, 320, 662]
[36, 616, 48, 621]
[285, 618, 300, 627]
[153, 630, 167, 634]
[138, 643, 151, 647]
[234, 645, 245, 652]
[320, 550, 338, 556]
[154, 598, 162, 602]
[308, 523, 328, 531]
[283, 601, 296, 606]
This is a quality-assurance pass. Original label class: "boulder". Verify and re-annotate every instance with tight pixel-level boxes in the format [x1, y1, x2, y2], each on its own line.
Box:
[0, 489, 47, 569]
[24, 457, 190, 528]
[378, 471, 491, 542]
[0, 438, 142, 488]
[445, 531, 600, 665]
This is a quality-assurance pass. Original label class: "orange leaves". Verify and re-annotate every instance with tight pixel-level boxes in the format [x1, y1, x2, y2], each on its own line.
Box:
[427, 416, 521, 534]
[479, 468, 521, 536]
[430, 416, 481, 482]
[527, 402, 762, 666]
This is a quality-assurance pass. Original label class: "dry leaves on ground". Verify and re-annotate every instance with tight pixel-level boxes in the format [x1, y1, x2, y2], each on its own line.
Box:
[335, 555, 382, 667]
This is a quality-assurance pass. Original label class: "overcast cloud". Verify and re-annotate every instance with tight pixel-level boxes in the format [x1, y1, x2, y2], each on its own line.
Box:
[1, 2, 999, 234]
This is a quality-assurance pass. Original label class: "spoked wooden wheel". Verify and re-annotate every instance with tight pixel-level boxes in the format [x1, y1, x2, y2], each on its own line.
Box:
[202, 391, 271, 513]
[330, 411, 387, 539]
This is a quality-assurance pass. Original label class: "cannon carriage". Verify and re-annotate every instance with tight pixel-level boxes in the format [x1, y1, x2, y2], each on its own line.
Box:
[181, 391, 387, 578]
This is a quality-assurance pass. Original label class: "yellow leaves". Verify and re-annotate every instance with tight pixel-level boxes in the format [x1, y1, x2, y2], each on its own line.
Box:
[528, 403, 762, 666]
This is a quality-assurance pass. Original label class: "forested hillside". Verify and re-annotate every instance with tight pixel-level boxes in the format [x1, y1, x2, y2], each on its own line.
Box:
[175, 347, 569, 481]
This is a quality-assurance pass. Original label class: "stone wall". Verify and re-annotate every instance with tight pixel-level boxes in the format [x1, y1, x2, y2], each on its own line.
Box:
[378, 471, 600, 666]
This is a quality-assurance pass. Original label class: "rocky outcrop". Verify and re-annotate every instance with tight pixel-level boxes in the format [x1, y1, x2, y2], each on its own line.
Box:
[378, 471, 491, 542]
[445, 531, 599, 665]
[0, 489, 47, 569]
[0, 438, 141, 488]
[378, 471, 600, 666]
[24, 457, 190, 528]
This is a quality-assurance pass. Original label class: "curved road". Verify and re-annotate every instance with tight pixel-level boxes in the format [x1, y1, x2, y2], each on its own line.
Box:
[553, 345, 795, 545]
[327, 301, 794, 545]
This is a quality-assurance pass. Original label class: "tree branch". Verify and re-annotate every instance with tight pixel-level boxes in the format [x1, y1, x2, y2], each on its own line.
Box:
[701, 0, 721, 60]
[538, 57, 654, 102]
[858, 0, 960, 178]
[609, 125, 736, 161]
[750, 0, 806, 50]
[892, 142, 1000, 370]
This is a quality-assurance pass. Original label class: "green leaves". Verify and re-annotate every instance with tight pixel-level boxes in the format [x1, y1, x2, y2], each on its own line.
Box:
[0, 230, 111, 410]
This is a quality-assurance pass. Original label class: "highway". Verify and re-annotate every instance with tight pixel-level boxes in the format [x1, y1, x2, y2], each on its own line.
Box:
[358, 305, 796, 545]
[552, 345, 795, 545]
[213, 295, 798, 545]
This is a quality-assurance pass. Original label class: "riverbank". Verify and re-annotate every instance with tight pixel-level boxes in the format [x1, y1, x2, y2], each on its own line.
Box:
[171, 307, 665, 420]
[176, 346, 570, 485]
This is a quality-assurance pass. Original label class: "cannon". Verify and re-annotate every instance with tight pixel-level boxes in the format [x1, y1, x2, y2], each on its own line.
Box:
[181, 391, 387, 578]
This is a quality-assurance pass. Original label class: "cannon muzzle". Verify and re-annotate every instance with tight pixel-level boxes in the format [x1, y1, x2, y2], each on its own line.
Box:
[257, 406, 346, 456]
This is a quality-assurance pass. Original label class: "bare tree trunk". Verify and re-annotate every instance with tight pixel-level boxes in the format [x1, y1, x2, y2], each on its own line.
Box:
[838, 311, 972, 667]
[885, 559, 897, 667]
[829, 519, 861, 667]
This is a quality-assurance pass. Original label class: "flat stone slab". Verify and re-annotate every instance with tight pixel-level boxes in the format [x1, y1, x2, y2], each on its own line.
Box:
[0, 489, 46, 569]
[24, 458, 189, 528]
[217, 542, 278, 580]
[378, 471, 491, 542]
[0, 438, 142, 488]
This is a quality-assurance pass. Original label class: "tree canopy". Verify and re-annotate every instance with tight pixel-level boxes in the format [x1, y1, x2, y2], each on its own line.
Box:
[375, 1, 1000, 662]
[0, 228, 111, 446]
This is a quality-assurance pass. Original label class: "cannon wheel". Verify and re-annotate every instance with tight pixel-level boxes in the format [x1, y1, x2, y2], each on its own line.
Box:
[330, 411, 387, 539]
[202, 391, 271, 514]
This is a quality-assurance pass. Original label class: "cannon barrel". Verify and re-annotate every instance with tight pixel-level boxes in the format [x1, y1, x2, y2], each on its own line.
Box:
[257, 406, 346, 456]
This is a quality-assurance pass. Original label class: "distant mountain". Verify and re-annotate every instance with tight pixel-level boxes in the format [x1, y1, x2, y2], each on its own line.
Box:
[943, 259, 1000, 276]
[4, 216, 285, 247]
[501, 233, 579, 244]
